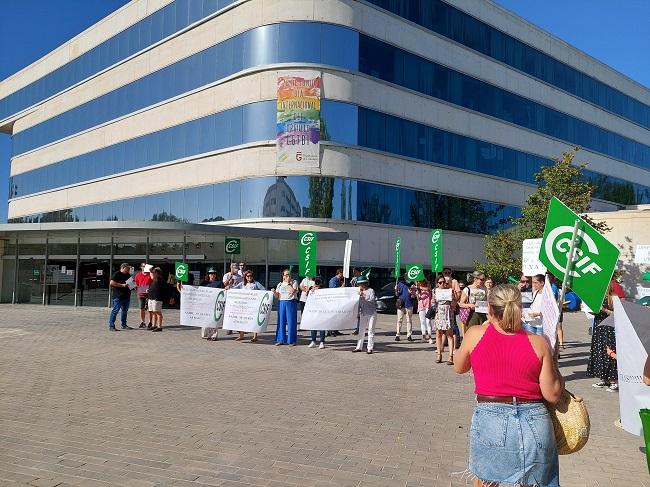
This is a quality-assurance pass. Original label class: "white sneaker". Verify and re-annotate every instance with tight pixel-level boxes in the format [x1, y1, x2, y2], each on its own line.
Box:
[308, 341, 316, 348]
[606, 383, 619, 392]
[592, 382, 608, 388]
[319, 342, 325, 349]
[428, 338, 434, 344]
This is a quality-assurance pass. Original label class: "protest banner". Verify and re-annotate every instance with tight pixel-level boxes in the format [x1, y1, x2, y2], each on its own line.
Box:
[180, 286, 226, 328]
[394, 237, 401, 279]
[431, 229, 443, 273]
[522, 238, 547, 276]
[343, 239, 352, 279]
[541, 278, 560, 349]
[299, 287, 360, 331]
[298, 231, 317, 277]
[222, 289, 274, 333]
[613, 298, 650, 436]
[435, 288, 452, 301]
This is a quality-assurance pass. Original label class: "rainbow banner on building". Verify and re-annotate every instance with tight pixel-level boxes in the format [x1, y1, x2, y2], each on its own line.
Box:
[277, 71, 321, 166]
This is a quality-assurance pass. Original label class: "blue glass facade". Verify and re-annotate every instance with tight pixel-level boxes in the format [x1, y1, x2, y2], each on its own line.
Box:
[358, 35, 650, 169]
[365, 0, 650, 129]
[11, 22, 357, 155]
[10, 100, 650, 206]
[0, 0, 237, 122]
[12, 22, 649, 175]
[8, 176, 521, 235]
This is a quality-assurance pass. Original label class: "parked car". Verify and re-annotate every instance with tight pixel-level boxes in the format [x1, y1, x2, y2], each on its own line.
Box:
[376, 282, 397, 313]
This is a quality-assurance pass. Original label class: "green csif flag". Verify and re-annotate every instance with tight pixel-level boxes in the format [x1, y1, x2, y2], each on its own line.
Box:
[430, 229, 443, 273]
[298, 231, 317, 277]
[405, 264, 424, 282]
[394, 237, 401, 279]
[175, 261, 189, 283]
[538, 197, 620, 312]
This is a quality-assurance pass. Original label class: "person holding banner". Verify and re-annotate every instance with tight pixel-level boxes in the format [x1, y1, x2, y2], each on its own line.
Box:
[352, 277, 377, 354]
[274, 269, 298, 346]
[459, 271, 488, 331]
[306, 277, 327, 349]
[230, 270, 266, 342]
[395, 276, 415, 341]
[433, 278, 455, 364]
[453, 284, 563, 487]
[192, 267, 223, 341]
[416, 279, 433, 344]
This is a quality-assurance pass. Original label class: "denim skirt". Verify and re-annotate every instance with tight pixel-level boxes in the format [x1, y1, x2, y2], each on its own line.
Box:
[469, 402, 560, 487]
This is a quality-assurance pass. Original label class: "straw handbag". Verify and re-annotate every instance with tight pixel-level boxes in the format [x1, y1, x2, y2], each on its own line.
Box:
[548, 389, 590, 455]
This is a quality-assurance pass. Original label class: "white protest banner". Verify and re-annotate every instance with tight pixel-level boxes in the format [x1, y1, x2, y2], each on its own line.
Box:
[634, 244, 650, 264]
[180, 286, 226, 328]
[300, 287, 359, 331]
[522, 238, 547, 276]
[435, 288, 452, 301]
[475, 301, 488, 314]
[614, 298, 650, 436]
[222, 289, 273, 333]
[637, 286, 650, 299]
[541, 278, 560, 350]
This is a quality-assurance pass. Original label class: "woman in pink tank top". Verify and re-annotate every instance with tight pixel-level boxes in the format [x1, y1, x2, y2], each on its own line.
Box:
[454, 284, 564, 487]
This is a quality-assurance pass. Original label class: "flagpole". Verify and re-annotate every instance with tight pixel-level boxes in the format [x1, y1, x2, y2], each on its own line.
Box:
[557, 219, 580, 314]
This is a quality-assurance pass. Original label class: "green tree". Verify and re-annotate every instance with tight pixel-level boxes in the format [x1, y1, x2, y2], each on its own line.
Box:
[476, 147, 609, 282]
[308, 176, 334, 218]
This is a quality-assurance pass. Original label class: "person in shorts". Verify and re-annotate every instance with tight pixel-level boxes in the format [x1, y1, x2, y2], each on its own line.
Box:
[147, 268, 166, 332]
[135, 263, 154, 328]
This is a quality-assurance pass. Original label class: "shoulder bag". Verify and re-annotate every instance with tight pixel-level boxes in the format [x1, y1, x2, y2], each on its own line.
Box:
[548, 388, 590, 455]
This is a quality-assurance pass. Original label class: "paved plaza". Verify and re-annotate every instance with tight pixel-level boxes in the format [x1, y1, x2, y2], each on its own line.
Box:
[0, 305, 647, 487]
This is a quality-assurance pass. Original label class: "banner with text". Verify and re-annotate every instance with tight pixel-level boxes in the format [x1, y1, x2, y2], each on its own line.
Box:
[277, 71, 321, 166]
[394, 237, 401, 279]
[299, 287, 360, 331]
[298, 231, 317, 277]
[522, 238, 547, 276]
[614, 298, 650, 436]
[180, 286, 226, 328]
[430, 229, 443, 273]
[222, 289, 274, 333]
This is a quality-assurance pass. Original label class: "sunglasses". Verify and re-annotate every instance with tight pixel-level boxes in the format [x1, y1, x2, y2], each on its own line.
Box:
[477, 278, 485, 281]
[437, 281, 445, 284]
[520, 280, 529, 283]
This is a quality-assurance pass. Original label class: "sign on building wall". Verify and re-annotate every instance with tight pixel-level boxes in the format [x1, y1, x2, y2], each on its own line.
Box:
[276, 71, 321, 166]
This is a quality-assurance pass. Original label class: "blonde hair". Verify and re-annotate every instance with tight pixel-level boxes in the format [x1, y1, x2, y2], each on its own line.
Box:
[488, 284, 522, 332]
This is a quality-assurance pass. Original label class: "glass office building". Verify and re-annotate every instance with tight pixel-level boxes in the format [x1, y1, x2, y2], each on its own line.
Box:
[1, 0, 649, 304]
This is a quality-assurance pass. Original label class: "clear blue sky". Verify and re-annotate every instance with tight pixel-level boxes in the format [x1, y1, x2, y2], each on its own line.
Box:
[0, 0, 648, 223]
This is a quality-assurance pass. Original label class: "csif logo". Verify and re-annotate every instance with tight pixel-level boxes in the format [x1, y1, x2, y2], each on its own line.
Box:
[544, 226, 603, 278]
[300, 232, 315, 246]
[213, 290, 226, 322]
[407, 266, 420, 280]
[175, 265, 187, 280]
[257, 293, 272, 327]
[296, 152, 303, 161]
[225, 241, 238, 252]
[431, 230, 442, 244]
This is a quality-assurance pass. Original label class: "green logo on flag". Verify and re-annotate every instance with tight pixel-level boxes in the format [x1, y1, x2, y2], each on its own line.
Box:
[257, 292, 272, 327]
[539, 197, 620, 312]
[430, 229, 443, 273]
[213, 289, 226, 322]
[225, 238, 241, 255]
[394, 237, 401, 279]
[175, 261, 189, 282]
[298, 231, 317, 277]
[405, 264, 425, 282]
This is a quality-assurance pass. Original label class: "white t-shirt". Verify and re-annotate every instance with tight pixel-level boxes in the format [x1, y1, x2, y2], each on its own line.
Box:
[276, 280, 298, 300]
[299, 277, 315, 302]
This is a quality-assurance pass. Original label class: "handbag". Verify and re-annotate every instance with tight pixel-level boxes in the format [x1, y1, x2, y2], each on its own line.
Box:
[548, 389, 590, 455]
[425, 304, 437, 320]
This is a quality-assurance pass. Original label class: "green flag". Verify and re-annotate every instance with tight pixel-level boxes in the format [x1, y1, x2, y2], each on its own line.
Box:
[405, 264, 424, 282]
[298, 231, 317, 277]
[361, 267, 371, 279]
[430, 229, 443, 273]
[224, 238, 241, 255]
[538, 197, 620, 312]
[394, 237, 401, 279]
[175, 261, 189, 283]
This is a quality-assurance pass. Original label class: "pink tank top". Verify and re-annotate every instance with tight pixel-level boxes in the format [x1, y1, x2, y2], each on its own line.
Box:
[470, 323, 543, 399]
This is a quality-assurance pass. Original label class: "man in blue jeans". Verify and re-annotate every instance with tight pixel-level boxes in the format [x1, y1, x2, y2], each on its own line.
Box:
[108, 262, 134, 331]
